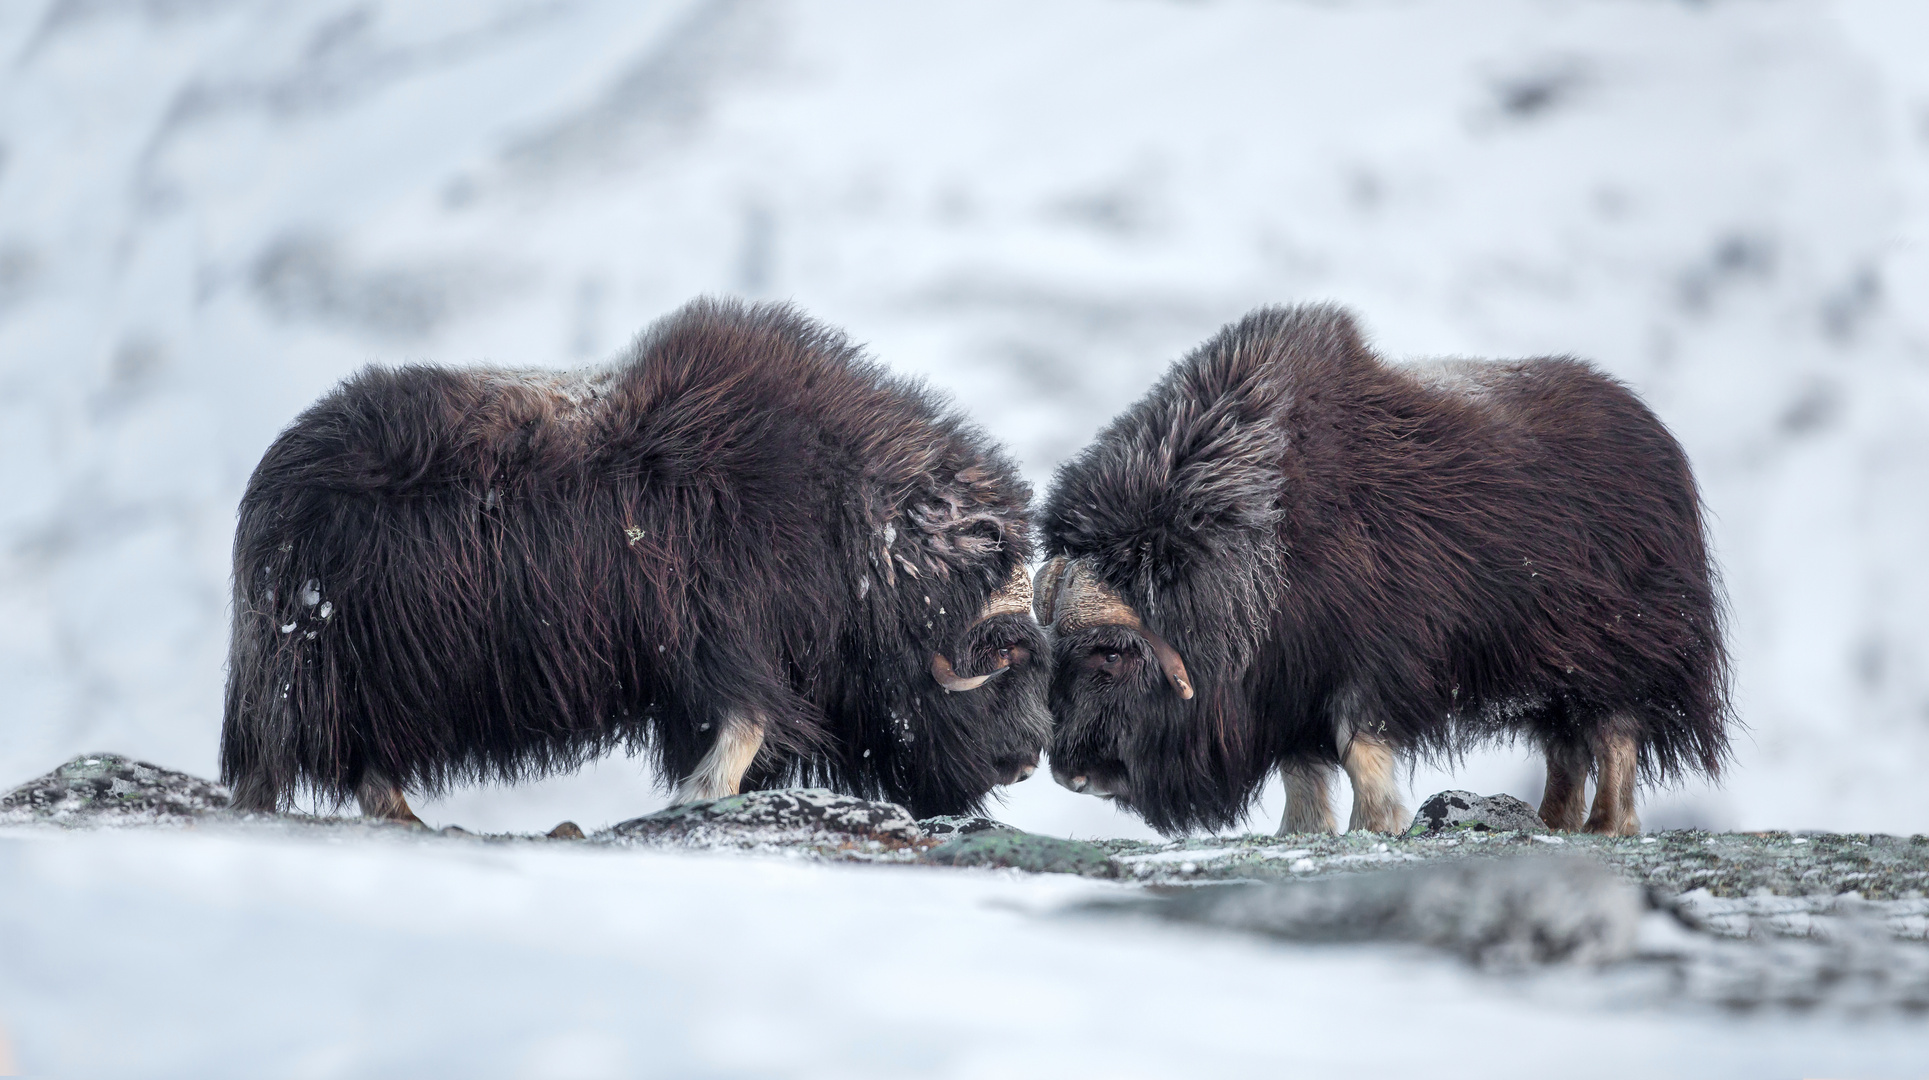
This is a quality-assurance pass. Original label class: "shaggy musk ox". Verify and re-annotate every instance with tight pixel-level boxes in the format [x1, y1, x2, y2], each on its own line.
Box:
[221, 298, 1049, 823]
[1038, 305, 1731, 837]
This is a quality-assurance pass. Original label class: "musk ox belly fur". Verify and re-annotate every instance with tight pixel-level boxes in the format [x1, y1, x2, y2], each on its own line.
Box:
[1037, 304, 1732, 836]
[220, 298, 1049, 820]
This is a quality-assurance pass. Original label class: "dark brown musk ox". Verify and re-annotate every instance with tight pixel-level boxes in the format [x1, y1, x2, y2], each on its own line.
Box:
[1036, 304, 1731, 837]
[220, 298, 1049, 824]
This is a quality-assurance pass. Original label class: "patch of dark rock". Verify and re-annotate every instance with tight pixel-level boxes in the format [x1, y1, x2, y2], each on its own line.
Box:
[1129, 857, 1639, 968]
[0, 754, 232, 826]
[922, 832, 1120, 878]
[607, 788, 921, 849]
[546, 821, 587, 840]
[917, 815, 1013, 838]
[1407, 790, 1547, 835]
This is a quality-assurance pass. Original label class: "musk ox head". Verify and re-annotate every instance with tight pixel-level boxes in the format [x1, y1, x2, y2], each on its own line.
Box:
[860, 560, 1051, 818]
[774, 557, 1051, 821]
[1034, 547, 1278, 836]
[925, 562, 1051, 789]
[1034, 311, 1305, 834]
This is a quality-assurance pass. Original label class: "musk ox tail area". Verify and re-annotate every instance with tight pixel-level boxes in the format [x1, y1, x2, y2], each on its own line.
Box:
[221, 297, 1044, 817]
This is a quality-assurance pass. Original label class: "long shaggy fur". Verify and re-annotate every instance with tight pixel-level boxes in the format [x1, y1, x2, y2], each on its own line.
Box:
[221, 298, 1048, 819]
[1042, 304, 1732, 834]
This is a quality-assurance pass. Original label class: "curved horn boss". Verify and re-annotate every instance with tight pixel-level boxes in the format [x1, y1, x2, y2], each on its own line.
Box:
[1034, 556, 1193, 700]
[931, 564, 1035, 692]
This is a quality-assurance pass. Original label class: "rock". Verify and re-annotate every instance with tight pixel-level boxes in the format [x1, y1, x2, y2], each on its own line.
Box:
[1145, 856, 1641, 967]
[922, 832, 1120, 878]
[1407, 790, 1548, 835]
[916, 815, 1012, 837]
[0, 753, 232, 826]
[608, 788, 921, 847]
[546, 821, 586, 840]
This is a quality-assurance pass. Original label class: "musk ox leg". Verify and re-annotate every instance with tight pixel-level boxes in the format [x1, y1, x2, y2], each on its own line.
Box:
[674, 710, 768, 804]
[1583, 729, 1642, 836]
[1538, 741, 1592, 832]
[228, 771, 280, 815]
[1341, 733, 1408, 834]
[356, 771, 427, 828]
[1278, 761, 1338, 835]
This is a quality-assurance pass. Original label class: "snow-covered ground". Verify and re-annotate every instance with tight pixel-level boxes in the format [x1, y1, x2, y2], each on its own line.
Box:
[2, 824, 1925, 1079]
[3, 2, 1929, 835]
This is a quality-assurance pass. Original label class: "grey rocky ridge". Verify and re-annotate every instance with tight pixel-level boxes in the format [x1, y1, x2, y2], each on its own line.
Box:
[3, 754, 1924, 1010]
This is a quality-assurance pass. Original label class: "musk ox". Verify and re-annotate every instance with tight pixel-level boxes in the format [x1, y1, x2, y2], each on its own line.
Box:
[1037, 304, 1731, 837]
[221, 298, 1049, 824]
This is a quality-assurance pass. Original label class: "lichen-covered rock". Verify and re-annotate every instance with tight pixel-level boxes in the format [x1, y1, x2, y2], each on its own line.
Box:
[916, 815, 1012, 838]
[0, 754, 232, 826]
[922, 832, 1120, 877]
[607, 788, 921, 848]
[1407, 790, 1548, 835]
[1143, 856, 1640, 967]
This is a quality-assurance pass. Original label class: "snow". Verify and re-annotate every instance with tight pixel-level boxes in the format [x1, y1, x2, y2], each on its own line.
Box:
[0, 0, 1927, 927]
[3, 825, 1926, 1078]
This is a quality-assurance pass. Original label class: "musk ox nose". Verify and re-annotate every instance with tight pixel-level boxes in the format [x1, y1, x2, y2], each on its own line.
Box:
[996, 753, 1040, 786]
[1050, 758, 1087, 793]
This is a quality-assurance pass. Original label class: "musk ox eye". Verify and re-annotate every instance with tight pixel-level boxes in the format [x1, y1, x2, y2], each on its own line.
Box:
[1081, 648, 1130, 680]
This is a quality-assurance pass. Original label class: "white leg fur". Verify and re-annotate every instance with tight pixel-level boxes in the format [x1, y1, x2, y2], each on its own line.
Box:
[1342, 732, 1408, 834]
[1583, 727, 1642, 836]
[675, 710, 767, 804]
[1279, 762, 1339, 835]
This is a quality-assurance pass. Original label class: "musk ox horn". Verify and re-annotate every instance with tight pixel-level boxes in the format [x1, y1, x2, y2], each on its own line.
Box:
[1046, 557, 1195, 701]
[1033, 556, 1070, 626]
[929, 563, 1034, 692]
[980, 562, 1034, 619]
[1137, 625, 1195, 701]
[931, 651, 1008, 692]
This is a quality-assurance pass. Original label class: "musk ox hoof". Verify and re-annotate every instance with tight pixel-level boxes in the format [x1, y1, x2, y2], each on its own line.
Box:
[0, 753, 232, 826]
[546, 820, 587, 840]
[1406, 791, 1549, 836]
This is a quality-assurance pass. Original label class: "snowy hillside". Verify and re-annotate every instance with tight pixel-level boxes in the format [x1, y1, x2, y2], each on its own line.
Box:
[3, 0, 1929, 836]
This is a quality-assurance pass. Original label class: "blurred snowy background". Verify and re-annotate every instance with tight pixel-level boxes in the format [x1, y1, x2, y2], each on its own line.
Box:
[3, 0, 1928, 838]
